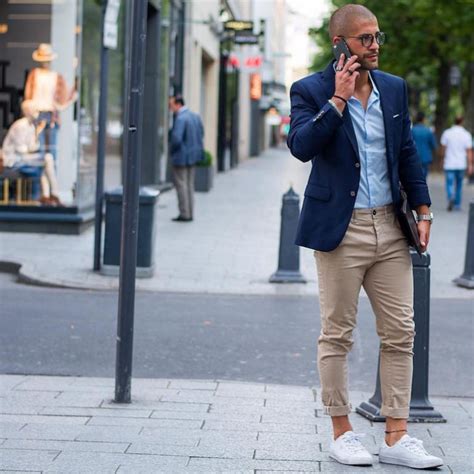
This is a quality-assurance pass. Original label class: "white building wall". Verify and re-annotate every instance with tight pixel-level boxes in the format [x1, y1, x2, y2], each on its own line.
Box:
[51, 0, 78, 204]
[182, 0, 220, 162]
[234, 0, 252, 162]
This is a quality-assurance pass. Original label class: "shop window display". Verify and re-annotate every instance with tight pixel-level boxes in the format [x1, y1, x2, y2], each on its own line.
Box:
[0, 1, 81, 210]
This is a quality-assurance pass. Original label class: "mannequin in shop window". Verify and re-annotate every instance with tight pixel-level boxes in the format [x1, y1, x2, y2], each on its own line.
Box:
[24, 43, 77, 162]
[2, 100, 62, 206]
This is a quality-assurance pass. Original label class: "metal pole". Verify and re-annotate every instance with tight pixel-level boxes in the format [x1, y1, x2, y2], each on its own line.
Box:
[93, 0, 110, 271]
[114, 0, 148, 404]
[453, 200, 474, 288]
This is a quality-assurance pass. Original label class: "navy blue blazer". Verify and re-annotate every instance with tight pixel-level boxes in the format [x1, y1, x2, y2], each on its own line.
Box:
[287, 62, 431, 252]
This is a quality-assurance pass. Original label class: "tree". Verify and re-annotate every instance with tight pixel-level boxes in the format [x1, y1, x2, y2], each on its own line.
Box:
[308, 0, 474, 165]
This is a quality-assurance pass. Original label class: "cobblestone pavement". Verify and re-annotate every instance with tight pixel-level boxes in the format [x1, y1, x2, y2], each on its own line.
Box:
[0, 148, 473, 297]
[0, 375, 472, 473]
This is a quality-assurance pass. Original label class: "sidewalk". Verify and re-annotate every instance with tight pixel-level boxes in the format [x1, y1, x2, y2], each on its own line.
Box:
[0, 148, 472, 298]
[0, 374, 472, 473]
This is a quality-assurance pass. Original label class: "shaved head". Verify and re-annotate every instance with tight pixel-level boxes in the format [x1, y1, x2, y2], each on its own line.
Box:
[329, 4, 377, 40]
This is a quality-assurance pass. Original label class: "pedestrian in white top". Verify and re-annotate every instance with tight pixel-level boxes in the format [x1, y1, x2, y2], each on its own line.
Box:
[440, 116, 473, 211]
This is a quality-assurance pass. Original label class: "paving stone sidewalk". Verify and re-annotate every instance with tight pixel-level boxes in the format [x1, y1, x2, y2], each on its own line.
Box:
[0, 374, 472, 473]
[0, 148, 472, 298]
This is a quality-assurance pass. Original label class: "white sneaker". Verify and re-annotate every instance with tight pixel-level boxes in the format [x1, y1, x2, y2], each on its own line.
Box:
[329, 431, 373, 466]
[379, 434, 444, 469]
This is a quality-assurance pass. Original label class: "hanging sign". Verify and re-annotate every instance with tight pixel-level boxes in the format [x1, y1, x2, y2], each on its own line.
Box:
[234, 32, 259, 45]
[225, 20, 254, 32]
[103, 0, 121, 50]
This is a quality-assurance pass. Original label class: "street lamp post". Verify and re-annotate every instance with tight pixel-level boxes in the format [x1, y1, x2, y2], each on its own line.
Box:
[114, 0, 148, 404]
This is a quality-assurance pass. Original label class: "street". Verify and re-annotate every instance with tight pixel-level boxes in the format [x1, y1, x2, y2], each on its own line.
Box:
[2, 273, 472, 398]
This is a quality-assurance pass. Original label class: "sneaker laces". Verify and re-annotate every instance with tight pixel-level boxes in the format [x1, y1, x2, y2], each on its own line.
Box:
[341, 432, 368, 454]
[399, 436, 428, 456]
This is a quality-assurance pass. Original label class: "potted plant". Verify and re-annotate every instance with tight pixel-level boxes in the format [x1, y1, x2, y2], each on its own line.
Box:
[194, 150, 214, 192]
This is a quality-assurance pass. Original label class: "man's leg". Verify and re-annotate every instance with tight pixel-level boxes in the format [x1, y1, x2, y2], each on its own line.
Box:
[172, 166, 189, 218]
[187, 165, 195, 219]
[363, 210, 414, 446]
[445, 170, 455, 210]
[454, 169, 464, 209]
[314, 216, 373, 438]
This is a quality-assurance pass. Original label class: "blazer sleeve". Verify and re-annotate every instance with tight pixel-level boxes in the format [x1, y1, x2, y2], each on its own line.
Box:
[398, 80, 431, 208]
[287, 80, 343, 162]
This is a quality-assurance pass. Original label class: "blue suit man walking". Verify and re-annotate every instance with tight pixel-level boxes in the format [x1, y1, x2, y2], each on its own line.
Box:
[287, 4, 441, 470]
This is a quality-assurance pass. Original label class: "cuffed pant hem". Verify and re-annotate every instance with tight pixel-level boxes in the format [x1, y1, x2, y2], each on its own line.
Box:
[380, 405, 409, 419]
[324, 403, 352, 416]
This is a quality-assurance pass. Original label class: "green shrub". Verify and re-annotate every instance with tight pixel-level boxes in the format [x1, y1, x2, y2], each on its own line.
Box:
[197, 150, 213, 167]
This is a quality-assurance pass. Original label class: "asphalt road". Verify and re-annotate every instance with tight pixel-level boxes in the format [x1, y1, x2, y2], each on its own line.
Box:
[0, 273, 472, 397]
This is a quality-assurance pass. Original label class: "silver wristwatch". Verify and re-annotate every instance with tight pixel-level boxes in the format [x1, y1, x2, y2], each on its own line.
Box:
[416, 212, 434, 223]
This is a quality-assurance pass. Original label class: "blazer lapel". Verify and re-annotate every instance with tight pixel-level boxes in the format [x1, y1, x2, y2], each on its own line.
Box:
[371, 71, 394, 165]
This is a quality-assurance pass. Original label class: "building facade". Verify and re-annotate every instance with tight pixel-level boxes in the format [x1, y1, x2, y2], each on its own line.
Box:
[0, 0, 288, 233]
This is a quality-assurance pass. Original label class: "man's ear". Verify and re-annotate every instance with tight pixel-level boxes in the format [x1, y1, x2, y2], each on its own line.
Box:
[332, 36, 341, 45]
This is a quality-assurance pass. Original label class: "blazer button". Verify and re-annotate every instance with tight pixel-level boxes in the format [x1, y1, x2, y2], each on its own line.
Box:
[350, 191, 356, 197]
[355, 162, 360, 168]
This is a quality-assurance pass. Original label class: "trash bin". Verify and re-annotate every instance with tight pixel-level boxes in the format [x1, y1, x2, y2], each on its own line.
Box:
[101, 186, 160, 278]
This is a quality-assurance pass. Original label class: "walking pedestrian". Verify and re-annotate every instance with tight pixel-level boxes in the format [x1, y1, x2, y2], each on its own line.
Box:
[287, 4, 442, 470]
[412, 111, 437, 179]
[169, 95, 204, 222]
[440, 116, 473, 211]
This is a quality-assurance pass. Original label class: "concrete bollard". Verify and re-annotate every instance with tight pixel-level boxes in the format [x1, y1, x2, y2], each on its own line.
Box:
[453, 200, 474, 289]
[356, 251, 446, 422]
[270, 187, 306, 283]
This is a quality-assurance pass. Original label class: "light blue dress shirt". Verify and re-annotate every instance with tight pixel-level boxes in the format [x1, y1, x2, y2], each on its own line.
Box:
[347, 74, 392, 209]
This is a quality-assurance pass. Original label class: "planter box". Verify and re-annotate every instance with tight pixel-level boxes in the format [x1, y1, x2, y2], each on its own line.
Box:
[194, 166, 213, 192]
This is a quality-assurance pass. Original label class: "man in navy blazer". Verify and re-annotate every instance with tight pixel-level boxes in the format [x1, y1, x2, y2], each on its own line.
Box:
[287, 4, 441, 470]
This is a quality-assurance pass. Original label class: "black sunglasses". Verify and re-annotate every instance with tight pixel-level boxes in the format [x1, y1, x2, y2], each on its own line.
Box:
[337, 31, 386, 47]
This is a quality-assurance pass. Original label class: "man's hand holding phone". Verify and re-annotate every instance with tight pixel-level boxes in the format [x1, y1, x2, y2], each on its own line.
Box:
[332, 54, 361, 113]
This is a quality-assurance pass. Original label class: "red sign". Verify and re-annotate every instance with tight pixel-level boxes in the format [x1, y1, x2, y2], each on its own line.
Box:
[245, 56, 262, 68]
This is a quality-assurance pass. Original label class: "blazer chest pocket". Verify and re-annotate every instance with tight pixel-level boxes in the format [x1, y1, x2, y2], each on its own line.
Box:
[304, 183, 331, 201]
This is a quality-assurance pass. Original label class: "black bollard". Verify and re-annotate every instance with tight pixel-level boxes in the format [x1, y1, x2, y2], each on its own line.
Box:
[270, 187, 306, 283]
[356, 251, 446, 422]
[453, 200, 474, 289]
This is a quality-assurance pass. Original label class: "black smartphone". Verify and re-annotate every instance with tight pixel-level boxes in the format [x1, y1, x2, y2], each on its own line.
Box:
[333, 40, 352, 65]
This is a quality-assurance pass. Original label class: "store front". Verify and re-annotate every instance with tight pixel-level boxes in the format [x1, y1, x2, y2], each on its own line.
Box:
[0, 0, 92, 232]
[0, 0, 180, 234]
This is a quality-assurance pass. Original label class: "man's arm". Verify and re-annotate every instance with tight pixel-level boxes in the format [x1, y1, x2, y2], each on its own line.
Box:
[429, 130, 437, 151]
[398, 81, 431, 209]
[398, 81, 432, 252]
[170, 116, 185, 153]
[287, 81, 343, 162]
[287, 55, 360, 163]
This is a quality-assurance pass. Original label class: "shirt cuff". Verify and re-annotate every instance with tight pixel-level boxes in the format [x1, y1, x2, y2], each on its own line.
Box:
[327, 99, 343, 118]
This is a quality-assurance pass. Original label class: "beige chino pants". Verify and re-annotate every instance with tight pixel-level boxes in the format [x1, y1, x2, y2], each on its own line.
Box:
[314, 205, 415, 419]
